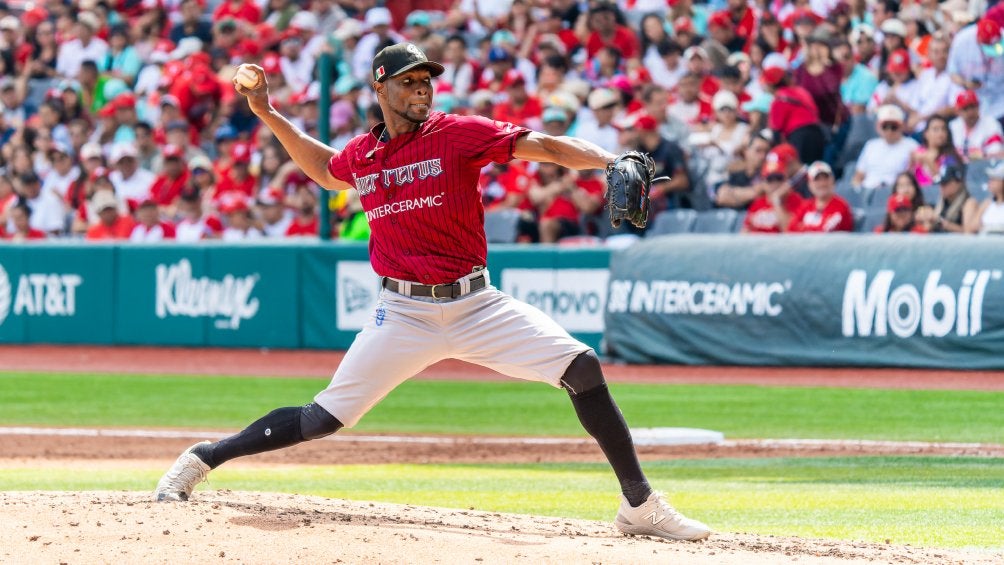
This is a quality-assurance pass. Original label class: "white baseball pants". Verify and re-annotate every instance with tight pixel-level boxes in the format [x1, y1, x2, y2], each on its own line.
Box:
[314, 277, 591, 427]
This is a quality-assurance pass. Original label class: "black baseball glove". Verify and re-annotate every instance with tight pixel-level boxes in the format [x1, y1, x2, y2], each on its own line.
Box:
[605, 151, 667, 229]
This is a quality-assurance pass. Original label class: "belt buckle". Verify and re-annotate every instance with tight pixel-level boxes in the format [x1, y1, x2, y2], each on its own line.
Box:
[430, 283, 446, 301]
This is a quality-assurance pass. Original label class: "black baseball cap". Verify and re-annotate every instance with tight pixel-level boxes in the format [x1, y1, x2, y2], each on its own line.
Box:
[936, 163, 965, 184]
[372, 43, 444, 83]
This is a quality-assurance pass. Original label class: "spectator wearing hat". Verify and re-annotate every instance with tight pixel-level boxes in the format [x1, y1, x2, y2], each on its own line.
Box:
[172, 0, 214, 45]
[84, 189, 135, 240]
[108, 143, 156, 205]
[619, 113, 691, 210]
[130, 198, 177, 241]
[832, 38, 878, 117]
[910, 115, 964, 188]
[854, 104, 920, 190]
[581, 2, 639, 61]
[352, 7, 405, 82]
[947, 9, 1004, 123]
[702, 11, 736, 70]
[218, 192, 263, 241]
[878, 18, 911, 74]
[285, 184, 319, 237]
[916, 162, 977, 233]
[578, 87, 621, 153]
[966, 161, 1004, 234]
[256, 187, 293, 238]
[71, 168, 120, 235]
[789, 161, 854, 232]
[16, 171, 65, 235]
[849, 23, 881, 73]
[741, 152, 805, 233]
[187, 155, 217, 200]
[763, 53, 828, 166]
[904, 35, 961, 133]
[875, 193, 928, 233]
[493, 70, 542, 129]
[716, 128, 775, 209]
[41, 141, 80, 200]
[56, 12, 108, 79]
[175, 190, 223, 242]
[167, 50, 223, 131]
[214, 143, 257, 200]
[949, 90, 1004, 160]
[695, 90, 749, 189]
[5, 201, 46, 241]
[149, 144, 191, 209]
[869, 48, 918, 116]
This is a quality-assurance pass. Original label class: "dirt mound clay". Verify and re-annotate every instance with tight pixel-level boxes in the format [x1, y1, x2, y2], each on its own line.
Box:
[1, 491, 997, 565]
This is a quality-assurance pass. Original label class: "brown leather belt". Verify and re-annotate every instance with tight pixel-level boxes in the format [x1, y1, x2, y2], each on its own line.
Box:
[382, 272, 487, 300]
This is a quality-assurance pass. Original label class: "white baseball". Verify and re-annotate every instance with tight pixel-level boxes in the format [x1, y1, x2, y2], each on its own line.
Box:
[234, 65, 261, 90]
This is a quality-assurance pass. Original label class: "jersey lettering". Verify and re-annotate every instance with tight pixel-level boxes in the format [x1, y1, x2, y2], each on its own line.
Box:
[353, 172, 380, 196]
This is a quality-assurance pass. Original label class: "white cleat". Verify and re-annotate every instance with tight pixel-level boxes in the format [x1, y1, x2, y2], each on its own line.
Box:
[154, 441, 211, 502]
[614, 491, 712, 541]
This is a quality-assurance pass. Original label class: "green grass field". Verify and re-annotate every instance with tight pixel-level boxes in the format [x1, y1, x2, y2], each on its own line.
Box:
[1, 371, 1002, 549]
[2, 372, 1003, 442]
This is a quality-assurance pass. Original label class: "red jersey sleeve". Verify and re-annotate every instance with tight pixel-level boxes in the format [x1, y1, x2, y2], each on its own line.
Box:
[449, 114, 531, 168]
[327, 137, 364, 185]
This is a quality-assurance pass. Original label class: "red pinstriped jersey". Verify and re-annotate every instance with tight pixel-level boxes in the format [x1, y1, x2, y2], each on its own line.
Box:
[328, 111, 530, 284]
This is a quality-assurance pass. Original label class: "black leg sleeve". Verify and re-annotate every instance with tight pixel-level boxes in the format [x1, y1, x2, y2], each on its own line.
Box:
[561, 352, 652, 507]
[194, 405, 313, 469]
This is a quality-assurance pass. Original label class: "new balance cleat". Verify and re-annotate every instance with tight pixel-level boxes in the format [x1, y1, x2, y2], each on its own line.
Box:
[154, 441, 211, 502]
[614, 491, 711, 541]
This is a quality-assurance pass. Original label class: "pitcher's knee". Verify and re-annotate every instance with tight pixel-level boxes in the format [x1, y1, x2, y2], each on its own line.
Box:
[559, 351, 606, 396]
[299, 402, 343, 440]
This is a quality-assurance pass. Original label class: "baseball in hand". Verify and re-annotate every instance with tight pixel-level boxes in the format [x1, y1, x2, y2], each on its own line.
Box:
[234, 65, 261, 90]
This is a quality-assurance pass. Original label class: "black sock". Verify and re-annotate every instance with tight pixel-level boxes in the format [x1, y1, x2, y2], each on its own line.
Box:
[567, 384, 652, 507]
[194, 406, 304, 469]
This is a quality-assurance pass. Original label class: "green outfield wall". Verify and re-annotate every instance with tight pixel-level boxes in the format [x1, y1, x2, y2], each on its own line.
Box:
[0, 236, 1000, 368]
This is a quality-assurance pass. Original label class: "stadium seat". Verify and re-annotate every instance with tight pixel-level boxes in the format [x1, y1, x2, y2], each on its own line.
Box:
[852, 208, 867, 232]
[921, 184, 941, 205]
[649, 209, 698, 235]
[861, 208, 887, 233]
[868, 187, 893, 211]
[692, 209, 739, 233]
[483, 209, 521, 243]
[733, 210, 747, 232]
[967, 160, 991, 195]
[557, 235, 604, 247]
[837, 186, 868, 209]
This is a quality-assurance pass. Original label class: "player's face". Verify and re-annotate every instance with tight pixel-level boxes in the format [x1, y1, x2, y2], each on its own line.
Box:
[380, 69, 434, 125]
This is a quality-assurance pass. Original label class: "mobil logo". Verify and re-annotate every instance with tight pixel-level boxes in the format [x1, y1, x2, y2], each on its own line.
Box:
[842, 269, 1002, 338]
[502, 268, 609, 332]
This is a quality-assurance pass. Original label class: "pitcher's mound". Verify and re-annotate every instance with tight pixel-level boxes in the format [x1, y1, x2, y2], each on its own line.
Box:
[0, 491, 995, 564]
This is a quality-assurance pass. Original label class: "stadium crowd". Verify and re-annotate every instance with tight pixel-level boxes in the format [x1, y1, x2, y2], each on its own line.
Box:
[0, 0, 1001, 243]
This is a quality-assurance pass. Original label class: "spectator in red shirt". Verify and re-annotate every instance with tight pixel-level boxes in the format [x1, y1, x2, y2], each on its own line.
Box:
[85, 190, 136, 240]
[528, 162, 602, 243]
[742, 157, 805, 233]
[149, 145, 191, 208]
[725, 0, 756, 52]
[286, 185, 318, 237]
[789, 161, 854, 233]
[130, 199, 177, 241]
[493, 70, 542, 129]
[214, 143, 257, 200]
[763, 53, 828, 166]
[582, 2, 639, 61]
[5, 202, 47, 241]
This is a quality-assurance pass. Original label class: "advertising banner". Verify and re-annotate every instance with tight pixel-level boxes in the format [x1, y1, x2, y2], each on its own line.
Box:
[605, 234, 1004, 368]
